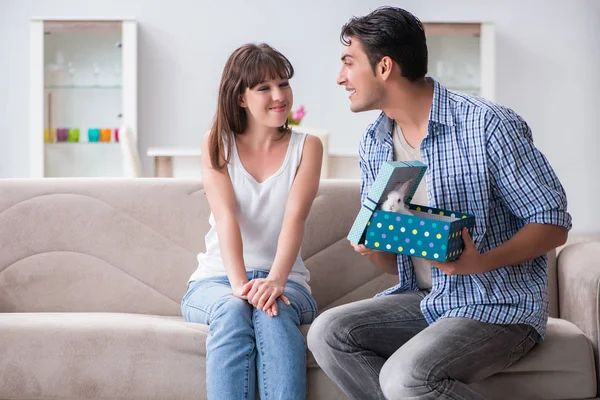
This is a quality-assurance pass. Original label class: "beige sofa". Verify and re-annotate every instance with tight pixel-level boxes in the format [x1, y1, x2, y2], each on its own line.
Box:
[0, 178, 598, 400]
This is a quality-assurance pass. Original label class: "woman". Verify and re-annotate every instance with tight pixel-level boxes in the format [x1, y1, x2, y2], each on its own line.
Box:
[181, 43, 323, 400]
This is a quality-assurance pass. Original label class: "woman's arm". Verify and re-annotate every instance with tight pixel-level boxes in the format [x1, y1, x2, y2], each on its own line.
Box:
[201, 134, 248, 297]
[245, 135, 323, 313]
[270, 135, 323, 283]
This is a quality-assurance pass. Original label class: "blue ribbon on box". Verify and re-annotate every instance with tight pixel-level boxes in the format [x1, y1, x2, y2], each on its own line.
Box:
[364, 197, 378, 212]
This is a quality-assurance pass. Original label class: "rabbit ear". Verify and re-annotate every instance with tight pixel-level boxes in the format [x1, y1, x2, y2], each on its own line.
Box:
[400, 179, 413, 191]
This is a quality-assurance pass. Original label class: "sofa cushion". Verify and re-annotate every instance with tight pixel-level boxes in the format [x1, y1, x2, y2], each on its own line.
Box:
[470, 317, 596, 399]
[304, 317, 596, 399]
[0, 312, 345, 400]
[1, 314, 595, 400]
[0, 313, 207, 399]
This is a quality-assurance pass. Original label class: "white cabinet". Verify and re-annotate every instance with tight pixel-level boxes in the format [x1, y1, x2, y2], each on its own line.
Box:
[29, 18, 137, 177]
[424, 22, 495, 100]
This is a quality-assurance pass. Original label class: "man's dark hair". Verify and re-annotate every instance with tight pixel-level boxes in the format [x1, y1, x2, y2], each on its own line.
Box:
[341, 6, 428, 81]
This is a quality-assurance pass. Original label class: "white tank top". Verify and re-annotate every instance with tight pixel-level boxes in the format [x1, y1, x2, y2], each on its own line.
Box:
[189, 130, 311, 291]
[392, 123, 432, 290]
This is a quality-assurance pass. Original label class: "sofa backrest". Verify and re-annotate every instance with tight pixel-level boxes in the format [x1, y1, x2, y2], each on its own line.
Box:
[0, 179, 393, 315]
[0, 179, 558, 318]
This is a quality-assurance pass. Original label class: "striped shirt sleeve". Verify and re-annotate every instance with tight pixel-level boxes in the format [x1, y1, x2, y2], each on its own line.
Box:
[486, 117, 572, 230]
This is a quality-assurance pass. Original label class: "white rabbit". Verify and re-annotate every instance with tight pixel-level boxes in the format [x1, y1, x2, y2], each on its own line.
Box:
[380, 180, 413, 214]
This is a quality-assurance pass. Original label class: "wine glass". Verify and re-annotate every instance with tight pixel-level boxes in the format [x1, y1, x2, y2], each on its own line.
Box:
[92, 62, 101, 87]
[67, 62, 76, 86]
[113, 62, 121, 87]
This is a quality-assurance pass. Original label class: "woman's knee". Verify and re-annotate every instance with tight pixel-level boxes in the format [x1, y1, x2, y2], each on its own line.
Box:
[211, 296, 253, 324]
[183, 295, 253, 333]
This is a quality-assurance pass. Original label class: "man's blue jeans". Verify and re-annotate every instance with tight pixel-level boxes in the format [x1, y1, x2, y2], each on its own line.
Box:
[182, 270, 317, 400]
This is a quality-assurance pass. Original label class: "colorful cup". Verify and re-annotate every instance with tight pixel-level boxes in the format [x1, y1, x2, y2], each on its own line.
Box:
[100, 128, 112, 142]
[114, 128, 119, 142]
[67, 128, 80, 142]
[88, 128, 100, 142]
[44, 128, 55, 143]
[56, 128, 68, 142]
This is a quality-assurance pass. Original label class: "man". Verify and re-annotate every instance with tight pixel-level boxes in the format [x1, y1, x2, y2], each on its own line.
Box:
[307, 6, 571, 400]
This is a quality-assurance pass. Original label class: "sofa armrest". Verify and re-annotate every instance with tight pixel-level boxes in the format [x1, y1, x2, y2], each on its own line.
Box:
[557, 242, 600, 390]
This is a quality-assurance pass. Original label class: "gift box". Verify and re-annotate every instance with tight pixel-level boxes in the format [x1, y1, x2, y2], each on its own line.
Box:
[347, 161, 475, 262]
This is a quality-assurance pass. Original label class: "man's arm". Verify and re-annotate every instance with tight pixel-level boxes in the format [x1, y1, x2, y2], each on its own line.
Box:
[481, 223, 567, 272]
[433, 224, 567, 275]
[433, 117, 571, 275]
[488, 117, 571, 258]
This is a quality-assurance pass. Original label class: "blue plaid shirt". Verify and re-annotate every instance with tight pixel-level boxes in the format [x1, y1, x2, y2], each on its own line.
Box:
[359, 79, 571, 340]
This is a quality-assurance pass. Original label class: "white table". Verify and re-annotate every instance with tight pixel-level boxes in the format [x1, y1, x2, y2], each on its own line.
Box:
[146, 147, 202, 177]
[147, 128, 333, 178]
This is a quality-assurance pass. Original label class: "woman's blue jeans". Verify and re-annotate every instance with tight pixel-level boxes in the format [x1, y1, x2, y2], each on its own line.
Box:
[181, 270, 318, 400]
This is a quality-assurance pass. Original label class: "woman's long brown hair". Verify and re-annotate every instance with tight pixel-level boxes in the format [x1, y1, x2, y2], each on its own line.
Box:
[208, 43, 294, 170]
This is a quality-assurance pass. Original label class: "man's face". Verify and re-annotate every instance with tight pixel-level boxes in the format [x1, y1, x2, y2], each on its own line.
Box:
[337, 38, 384, 113]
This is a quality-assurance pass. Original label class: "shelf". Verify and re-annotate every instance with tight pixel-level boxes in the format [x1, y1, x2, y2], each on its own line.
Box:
[46, 142, 119, 145]
[329, 150, 358, 157]
[44, 140, 123, 177]
[446, 86, 480, 94]
[41, 20, 124, 34]
[145, 146, 359, 159]
[424, 23, 481, 36]
[146, 147, 201, 157]
[45, 85, 122, 89]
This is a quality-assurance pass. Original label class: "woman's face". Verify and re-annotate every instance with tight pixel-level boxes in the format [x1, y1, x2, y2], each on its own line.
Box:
[241, 77, 293, 129]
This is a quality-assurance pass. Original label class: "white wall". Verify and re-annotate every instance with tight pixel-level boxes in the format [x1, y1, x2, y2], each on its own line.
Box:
[1, 0, 599, 233]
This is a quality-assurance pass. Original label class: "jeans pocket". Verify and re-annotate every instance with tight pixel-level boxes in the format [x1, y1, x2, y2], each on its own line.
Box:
[181, 280, 198, 304]
[285, 281, 318, 324]
[504, 328, 537, 369]
[299, 308, 318, 325]
[180, 279, 220, 324]
[182, 300, 211, 324]
[299, 294, 318, 324]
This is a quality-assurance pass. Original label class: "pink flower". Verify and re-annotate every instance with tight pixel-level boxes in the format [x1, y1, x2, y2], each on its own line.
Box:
[292, 105, 305, 121]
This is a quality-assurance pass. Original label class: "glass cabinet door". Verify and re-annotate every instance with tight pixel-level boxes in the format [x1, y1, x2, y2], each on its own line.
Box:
[424, 23, 495, 100]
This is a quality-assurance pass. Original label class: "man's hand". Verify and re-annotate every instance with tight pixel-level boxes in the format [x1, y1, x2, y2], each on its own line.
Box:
[350, 242, 399, 275]
[351, 243, 383, 256]
[431, 228, 489, 275]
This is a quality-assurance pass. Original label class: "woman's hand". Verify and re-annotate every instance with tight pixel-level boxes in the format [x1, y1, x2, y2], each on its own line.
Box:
[241, 279, 290, 317]
[231, 281, 249, 301]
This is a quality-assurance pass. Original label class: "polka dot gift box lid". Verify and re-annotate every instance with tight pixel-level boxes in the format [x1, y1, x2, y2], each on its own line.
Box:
[347, 161, 475, 262]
